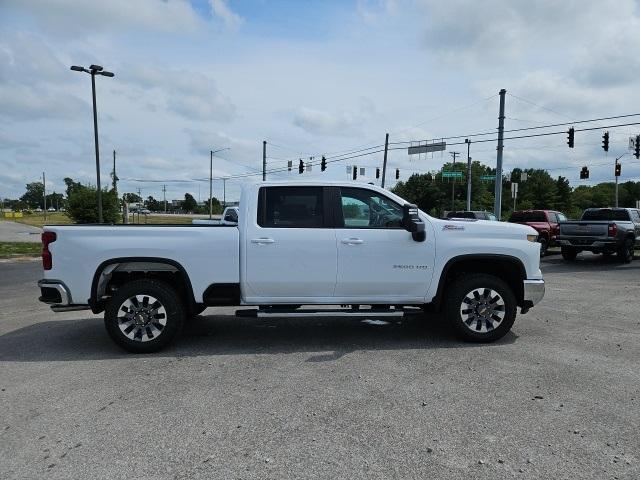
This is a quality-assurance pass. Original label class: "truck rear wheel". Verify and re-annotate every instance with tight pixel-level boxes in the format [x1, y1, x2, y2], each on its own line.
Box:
[561, 246, 578, 261]
[539, 236, 548, 257]
[445, 274, 517, 343]
[104, 279, 185, 353]
[617, 238, 634, 264]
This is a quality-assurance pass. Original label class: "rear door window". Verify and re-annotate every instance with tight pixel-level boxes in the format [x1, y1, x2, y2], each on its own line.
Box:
[257, 187, 325, 228]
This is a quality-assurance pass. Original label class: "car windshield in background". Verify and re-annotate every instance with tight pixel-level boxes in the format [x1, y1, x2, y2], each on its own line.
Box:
[446, 211, 475, 219]
[582, 209, 630, 221]
[509, 211, 546, 222]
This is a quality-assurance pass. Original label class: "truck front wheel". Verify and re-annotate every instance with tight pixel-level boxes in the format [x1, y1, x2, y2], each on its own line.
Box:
[104, 279, 185, 353]
[445, 274, 517, 343]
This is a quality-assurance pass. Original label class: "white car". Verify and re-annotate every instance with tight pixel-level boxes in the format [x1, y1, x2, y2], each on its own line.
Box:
[38, 181, 544, 353]
[192, 206, 239, 226]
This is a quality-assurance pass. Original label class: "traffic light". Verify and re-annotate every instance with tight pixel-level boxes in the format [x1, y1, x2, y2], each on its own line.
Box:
[567, 127, 575, 148]
[635, 135, 640, 159]
[580, 166, 589, 179]
[298, 159, 304, 174]
[602, 131, 609, 152]
[615, 162, 621, 177]
[376, 168, 380, 179]
[320, 156, 327, 172]
[352, 166, 357, 180]
[395, 168, 400, 180]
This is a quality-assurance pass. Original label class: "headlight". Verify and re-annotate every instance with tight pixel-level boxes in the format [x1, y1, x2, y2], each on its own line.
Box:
[527, 234, 538, 242]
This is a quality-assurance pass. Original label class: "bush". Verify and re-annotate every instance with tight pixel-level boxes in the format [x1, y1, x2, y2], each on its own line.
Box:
[67, 186, 119, 223]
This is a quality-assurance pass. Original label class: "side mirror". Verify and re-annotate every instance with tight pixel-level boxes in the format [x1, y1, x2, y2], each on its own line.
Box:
[402, 204, 426, 242]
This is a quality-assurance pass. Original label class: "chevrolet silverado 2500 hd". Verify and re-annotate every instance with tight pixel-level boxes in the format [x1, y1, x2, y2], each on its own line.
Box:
[38, 182, 545, 353]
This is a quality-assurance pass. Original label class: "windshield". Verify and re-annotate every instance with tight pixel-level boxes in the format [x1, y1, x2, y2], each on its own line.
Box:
[582, 209, 630, 221]
[509, 211, 546, 222]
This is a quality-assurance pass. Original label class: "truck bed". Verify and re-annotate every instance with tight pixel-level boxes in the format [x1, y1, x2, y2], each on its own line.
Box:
[42, 224, 240, 305]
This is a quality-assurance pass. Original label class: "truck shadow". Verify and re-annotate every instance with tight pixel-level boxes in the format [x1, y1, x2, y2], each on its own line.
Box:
[0, 313, 517, 362]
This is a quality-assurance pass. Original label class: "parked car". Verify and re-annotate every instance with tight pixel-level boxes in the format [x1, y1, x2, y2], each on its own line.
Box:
[38, 181, 544, 353]
[558, 208, 640, 262]
[444, 211, 497, 221]
[508, 210, 567, 256]
[192, 207, 239, 226]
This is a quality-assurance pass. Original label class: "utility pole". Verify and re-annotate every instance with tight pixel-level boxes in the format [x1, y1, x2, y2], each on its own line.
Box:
[381, 133, 389, 188]
[262, 141, 267, 181]
[494, 89, 507, 220]
[209, 150, 213, 219]
[222, 178, 227, 209]
[42, 172, 47, 222]
[162, 184, 167, 213]
[450, 151, 460, 211]
[465, 139, 472, 211]
[112, 150, 118, 193]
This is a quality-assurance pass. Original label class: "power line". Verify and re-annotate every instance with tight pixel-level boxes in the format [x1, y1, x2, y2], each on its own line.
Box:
[388, 113, 640, 146]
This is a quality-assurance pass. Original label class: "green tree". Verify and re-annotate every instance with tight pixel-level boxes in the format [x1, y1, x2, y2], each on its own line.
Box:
[199, 196, 222, 215]
[20, 182, 44, 209]
[67, 186, 119, 223]
[182, 193, 197, 213]
[145, 196, 163, 212]
[64, 177, 83, 197]
[123, 193, 142, 204]
[554, 176, 572, 212]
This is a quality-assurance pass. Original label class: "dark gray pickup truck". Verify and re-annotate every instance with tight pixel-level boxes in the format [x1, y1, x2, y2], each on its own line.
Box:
[558, 208, 640, 262]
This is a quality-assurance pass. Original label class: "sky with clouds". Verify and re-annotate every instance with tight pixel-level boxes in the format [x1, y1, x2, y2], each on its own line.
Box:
[1, 0, 640, 203]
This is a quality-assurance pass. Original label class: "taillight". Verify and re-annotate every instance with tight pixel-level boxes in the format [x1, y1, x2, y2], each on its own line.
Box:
[608, 223, 617, 237]
[42, 231, 56, 270]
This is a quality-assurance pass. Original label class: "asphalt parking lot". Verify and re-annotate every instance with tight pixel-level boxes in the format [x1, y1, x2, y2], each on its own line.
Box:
[1, 255, 638, 479]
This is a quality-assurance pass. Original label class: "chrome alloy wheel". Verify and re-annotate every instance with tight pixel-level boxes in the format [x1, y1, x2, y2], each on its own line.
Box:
[459, 288, 506, 333]
[117, 295, 167, 342]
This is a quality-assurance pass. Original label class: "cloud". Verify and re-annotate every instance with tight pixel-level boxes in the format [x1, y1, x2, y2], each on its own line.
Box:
[292, 98, 376, 137]
[209, 0, 243, 29]
[123, 66, 236, 122]
[1, 0, 203, 37]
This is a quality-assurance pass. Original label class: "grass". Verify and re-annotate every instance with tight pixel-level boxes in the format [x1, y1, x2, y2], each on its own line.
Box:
[1, 212, 73, 228]
[1, 212, 209, 227]
[0, 242, 41, 258]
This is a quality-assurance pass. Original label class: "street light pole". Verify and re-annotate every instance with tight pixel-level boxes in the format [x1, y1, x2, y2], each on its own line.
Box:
[70, 64, 114, 223]
[90, 71, 102, 223]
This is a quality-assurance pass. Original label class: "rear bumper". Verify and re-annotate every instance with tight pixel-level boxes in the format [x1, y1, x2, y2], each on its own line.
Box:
[557, 238, 617, 249]
[38, 279, 90, 312]
[523, 279, 545, 308]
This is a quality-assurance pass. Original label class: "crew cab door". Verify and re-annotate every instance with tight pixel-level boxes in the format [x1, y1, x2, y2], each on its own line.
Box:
[243, 186, 337, 299]
[333, 187, 435, 301]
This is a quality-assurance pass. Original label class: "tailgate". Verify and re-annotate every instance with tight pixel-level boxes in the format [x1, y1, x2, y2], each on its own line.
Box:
[559, 222, 608, 236]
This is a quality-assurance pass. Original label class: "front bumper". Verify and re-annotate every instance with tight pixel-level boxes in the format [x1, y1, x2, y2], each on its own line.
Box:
[38, 279, 90, 312]
[523, 279, 545, 310]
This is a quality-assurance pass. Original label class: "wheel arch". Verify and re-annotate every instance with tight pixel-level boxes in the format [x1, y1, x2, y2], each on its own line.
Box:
[431, 254, 527, 310]
[90, 257, 196, 314]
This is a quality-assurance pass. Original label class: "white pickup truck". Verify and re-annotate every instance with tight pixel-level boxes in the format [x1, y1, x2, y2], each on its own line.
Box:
[38, 181, 545, 353]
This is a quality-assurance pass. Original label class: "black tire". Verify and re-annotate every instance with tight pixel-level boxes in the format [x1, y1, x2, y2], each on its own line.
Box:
[539, 236, 549, 257]
[561, 246, 578, 261]
[617, 238, 635, 264]
[445, 274, 517, 343]
[104, 279, 185, 353]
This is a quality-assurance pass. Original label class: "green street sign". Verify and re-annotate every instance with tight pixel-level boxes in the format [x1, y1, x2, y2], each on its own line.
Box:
[480, 175, 496, 180]
[442, 171, 463, 178]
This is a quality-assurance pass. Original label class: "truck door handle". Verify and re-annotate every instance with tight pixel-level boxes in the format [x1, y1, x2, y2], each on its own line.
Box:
[341, 238, 364, 245]
[251, 237, 275, 244]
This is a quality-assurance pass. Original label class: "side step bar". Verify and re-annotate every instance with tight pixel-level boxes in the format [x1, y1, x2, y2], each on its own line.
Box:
[50, 304, 91, 312]
[236, 307, 421, 318]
